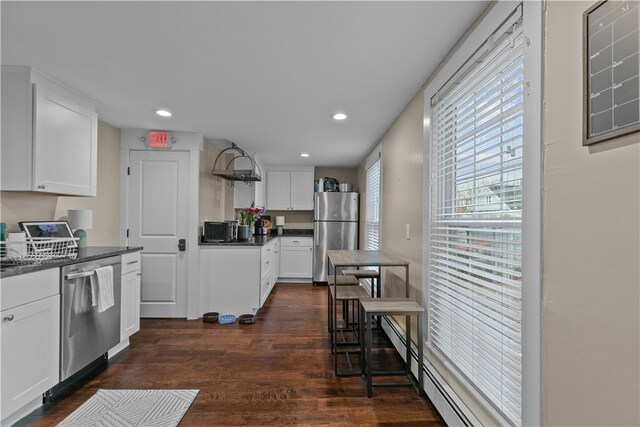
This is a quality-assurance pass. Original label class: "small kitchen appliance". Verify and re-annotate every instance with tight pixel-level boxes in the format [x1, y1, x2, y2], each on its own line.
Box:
[254, 219, 265, 236]
[203, 221, 236, 243]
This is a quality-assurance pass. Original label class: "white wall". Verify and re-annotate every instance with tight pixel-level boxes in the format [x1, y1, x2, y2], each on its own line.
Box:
[1, 120, 121, 245]
[199, 139, 233, 229]
[542, 2, 640, 425]
[356, 1, 640, 425]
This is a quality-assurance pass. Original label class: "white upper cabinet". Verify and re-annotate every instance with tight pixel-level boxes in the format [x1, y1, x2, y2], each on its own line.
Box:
[289, 171, 314, 210]
[1, 66, 98, 196]
[266, 171, 291, 210]
[266, 168, 314, 211]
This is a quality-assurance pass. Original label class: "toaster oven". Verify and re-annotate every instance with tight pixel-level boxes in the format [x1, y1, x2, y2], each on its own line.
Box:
[203, 221, 237, 243]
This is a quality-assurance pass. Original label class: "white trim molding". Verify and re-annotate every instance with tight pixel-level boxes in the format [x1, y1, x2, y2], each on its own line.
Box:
[422, 1, 543, 425]
[120, 129, 203, 320]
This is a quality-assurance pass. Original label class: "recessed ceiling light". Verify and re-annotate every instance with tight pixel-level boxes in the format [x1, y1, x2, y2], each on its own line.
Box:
[331, 112, 348, 121]
[300, 153, 310, 158]
[155, 109, 172, 117]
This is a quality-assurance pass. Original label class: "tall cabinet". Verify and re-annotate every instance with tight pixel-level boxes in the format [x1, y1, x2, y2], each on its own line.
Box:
[1, 66, 98, 196]
[120, 252, 141, 340]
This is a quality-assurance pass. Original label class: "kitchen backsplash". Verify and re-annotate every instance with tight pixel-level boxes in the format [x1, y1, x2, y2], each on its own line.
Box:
[233, 209, 314, 229]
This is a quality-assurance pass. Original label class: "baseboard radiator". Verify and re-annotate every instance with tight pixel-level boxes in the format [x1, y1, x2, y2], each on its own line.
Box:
[381, 316, 481, 427]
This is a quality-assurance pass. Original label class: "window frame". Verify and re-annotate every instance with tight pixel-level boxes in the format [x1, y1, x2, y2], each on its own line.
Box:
[365, 148, 382, 252]
[422, 1, 542, 426]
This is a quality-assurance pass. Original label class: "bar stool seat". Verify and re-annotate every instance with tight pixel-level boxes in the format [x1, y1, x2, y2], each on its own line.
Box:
[330, 285, 370, 300]
[342, 268, 381, 300]
[359, 298, 424, 397]
[341, 269, 379, 278]
[328, 274, 360, 286]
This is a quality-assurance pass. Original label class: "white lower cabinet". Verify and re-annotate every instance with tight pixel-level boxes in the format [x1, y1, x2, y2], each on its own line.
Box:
[110, 251, 142, 358]
[1, 269, 60, 423]
[120, 251, 141, 341]
[120, 271, 141, 340]
[279, 237, 313, 279]
[200, 239, 278, 316]
[273, 239, 281, 280]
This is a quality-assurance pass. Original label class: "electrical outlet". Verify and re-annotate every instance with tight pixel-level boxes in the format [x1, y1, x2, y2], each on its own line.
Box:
[405, 223, 411, 240]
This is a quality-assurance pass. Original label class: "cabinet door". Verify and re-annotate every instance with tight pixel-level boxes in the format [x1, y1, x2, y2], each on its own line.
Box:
[280, 246, 314, 278]
[273, 241, 281, 279]
[33, 83, 98, 196]
[289, 171, 314, 210]
[1, 295, 60, 420]
[121, 271, 141, 340]
[266, 171, 291, 210]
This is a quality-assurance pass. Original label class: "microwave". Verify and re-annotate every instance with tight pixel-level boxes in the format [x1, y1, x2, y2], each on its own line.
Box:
[203, 221, 237, 243]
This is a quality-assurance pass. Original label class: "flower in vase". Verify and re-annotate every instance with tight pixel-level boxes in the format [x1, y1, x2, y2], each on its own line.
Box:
[240, 202, 265, 226]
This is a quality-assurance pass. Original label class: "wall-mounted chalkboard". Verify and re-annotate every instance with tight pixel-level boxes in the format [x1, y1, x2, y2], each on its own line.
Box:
[584, 0, 639, 145]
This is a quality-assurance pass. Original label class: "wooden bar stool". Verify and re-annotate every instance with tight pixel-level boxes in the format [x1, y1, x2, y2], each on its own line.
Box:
[359, 298, 424, 397]
[341, 269, 380, 298]
[328, 281, 369, 376]
[342, 268, 382, 328]
[327, 274, 360, 332]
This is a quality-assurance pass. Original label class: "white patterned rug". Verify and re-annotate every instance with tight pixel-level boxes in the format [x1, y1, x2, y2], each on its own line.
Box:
[56, 389, 199, 427]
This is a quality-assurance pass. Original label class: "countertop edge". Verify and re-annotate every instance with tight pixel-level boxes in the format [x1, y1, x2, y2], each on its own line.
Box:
[1, 246, 144, 278]
[199, 234, 313, 247]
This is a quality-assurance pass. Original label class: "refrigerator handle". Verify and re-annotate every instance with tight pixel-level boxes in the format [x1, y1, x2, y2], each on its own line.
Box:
[314, 222, 319, 246]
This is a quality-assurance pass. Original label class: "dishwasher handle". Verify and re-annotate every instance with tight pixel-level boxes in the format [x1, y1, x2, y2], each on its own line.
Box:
[65, 270, 95, 280]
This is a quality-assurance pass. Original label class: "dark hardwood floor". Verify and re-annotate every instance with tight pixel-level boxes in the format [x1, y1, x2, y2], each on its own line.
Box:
[20, 284, 443, 426]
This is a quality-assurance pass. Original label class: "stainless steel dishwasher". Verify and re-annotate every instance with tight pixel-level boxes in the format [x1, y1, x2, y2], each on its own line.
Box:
[60, 256, 121, 381]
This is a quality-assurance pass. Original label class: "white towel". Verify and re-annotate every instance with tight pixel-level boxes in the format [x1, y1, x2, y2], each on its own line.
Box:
[90, 266, 114, 313]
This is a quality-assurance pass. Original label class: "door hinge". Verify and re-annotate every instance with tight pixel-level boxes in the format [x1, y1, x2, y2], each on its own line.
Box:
[127, 167, 130, 176]
[126, 229, 130, 238]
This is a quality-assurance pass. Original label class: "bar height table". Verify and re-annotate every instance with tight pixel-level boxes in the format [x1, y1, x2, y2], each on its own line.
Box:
[326, 250, 410, 376]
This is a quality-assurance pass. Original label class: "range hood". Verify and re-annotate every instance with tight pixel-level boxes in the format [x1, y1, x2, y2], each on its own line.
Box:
[211, 142, 262, 182]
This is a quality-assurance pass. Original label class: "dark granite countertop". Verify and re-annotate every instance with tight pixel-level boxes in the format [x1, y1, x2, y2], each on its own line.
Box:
[199, 229, 314, 247]
[1, 246, 143, 278]
[200, 234, 279, 247]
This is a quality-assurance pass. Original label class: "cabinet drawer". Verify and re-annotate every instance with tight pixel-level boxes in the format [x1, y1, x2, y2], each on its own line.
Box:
[1, 268, 59, 311]
[280, 237, 313, 248]
[121, 251, 141, 275]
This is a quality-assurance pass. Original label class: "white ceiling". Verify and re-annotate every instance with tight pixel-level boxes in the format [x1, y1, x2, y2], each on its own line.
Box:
[1, 1, 488, 167]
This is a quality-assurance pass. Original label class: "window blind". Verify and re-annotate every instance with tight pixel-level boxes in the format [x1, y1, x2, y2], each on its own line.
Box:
[365, 158, 381, 251]
[428, 10, 524, 426]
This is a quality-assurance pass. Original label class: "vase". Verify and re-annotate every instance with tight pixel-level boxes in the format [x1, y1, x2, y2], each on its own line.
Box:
[238, 225, 250, 240]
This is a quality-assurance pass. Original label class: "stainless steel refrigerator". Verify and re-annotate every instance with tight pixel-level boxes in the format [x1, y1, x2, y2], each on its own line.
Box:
[313, 192, 359, 283]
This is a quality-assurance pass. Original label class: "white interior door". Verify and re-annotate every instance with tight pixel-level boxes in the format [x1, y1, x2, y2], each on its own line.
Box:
[128, 150, 189, 318]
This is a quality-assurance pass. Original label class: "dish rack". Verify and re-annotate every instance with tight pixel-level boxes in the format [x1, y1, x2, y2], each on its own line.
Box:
[0, 237, 78, 264]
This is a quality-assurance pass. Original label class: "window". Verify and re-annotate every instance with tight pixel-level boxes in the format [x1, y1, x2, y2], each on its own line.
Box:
[427, 7, 525, 425]
[365, 156, 381, 251]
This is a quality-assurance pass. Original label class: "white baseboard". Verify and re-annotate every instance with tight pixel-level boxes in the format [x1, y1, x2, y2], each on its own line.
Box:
[108, 338, 130, 359]
[275, 278, 312, 283]
[1, 395, 42, 427]
[381, 316, 481, 427]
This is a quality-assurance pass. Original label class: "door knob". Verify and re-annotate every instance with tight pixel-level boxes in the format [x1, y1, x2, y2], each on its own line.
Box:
[3, 314, 15, 321]
[178, 239, 186, 251]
